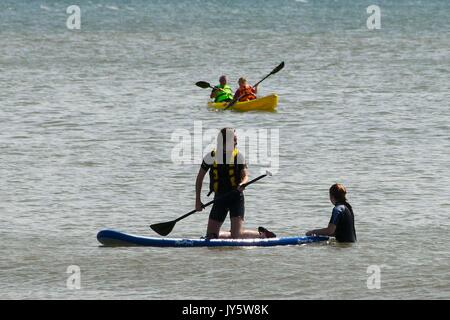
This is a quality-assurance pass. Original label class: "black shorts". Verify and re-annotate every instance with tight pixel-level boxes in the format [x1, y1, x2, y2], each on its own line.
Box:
[209, 192, 245, 223]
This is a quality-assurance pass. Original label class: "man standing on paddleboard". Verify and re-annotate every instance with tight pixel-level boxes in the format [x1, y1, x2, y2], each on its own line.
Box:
[195, 128, 276, 239]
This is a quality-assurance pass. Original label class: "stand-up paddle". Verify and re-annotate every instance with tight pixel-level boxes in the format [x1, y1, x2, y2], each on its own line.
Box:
[225, 61, 285, 110]
[150, 171, 272, 236]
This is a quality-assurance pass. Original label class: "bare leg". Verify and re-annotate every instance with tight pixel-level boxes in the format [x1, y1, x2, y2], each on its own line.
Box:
[206, 218, 223, 238]
[228, 217, 263, 239]
[218, 230, 231, 238]
[239, 229, 263, 238]
[209, 217, 267, 239]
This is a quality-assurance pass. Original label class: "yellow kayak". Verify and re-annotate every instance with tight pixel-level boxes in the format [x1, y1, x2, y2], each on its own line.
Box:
[207, 94, 278, 112]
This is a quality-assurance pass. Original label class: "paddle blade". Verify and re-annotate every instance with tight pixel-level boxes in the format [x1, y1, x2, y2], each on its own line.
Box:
[150, 221, 176, 236]
[271, 61, 285, 75]
[195, 81, 211, 89]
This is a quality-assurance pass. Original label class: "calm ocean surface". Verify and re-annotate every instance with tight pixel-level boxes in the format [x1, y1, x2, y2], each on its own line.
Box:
[0, 0, 449, 299]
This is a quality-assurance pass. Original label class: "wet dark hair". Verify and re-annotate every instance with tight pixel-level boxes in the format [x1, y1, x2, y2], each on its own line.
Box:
[329, 183, 347, 203]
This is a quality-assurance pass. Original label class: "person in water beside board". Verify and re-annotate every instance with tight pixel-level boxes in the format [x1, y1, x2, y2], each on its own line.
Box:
[195, 127, 276, 239]
[306, 184, 357, 242]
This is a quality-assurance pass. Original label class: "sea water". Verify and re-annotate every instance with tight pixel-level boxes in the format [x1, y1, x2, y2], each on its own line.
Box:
[0, 0, 449, 299]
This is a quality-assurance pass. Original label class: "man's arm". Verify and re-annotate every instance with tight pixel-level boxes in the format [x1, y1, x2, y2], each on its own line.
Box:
[306, 224, 336, 236]
[211, 87, 225, 99]
[195, 167, 207, 211]
[237, 168, 249, 192]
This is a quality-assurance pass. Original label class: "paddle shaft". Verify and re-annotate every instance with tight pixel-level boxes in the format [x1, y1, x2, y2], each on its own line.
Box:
[173, 172, 269, 223]
[196, 81, 225, 92]
[253, 73, 272, 88]
[210, 86, 226, 92]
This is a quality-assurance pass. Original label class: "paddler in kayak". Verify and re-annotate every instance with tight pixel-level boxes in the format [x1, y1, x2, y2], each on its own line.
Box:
[210, 75, 234, 103]
[195, 127, 276, 239]
[305, 184, 357, 242]
[233, 77, 258, 102]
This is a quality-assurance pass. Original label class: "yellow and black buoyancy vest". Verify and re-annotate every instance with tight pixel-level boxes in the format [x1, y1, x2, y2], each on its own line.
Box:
[208, 148, 239, 195]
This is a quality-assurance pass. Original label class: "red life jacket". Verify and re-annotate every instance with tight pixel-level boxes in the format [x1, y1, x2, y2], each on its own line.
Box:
[236, 85, 257, 102]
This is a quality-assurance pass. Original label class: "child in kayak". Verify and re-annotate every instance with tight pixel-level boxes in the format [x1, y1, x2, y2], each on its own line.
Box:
[210, 75, 234, 103]
[305, 184, 357, 242]
[195, 127, 276, 239]
[233, 77, 258, 102]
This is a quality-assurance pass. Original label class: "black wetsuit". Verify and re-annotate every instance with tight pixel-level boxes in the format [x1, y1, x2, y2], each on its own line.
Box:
[329, 202, 357, 242]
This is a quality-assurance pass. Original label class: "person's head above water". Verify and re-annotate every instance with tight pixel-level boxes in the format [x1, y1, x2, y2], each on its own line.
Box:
[219, 75, 227, 86]
[329, 183, 347, 204]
